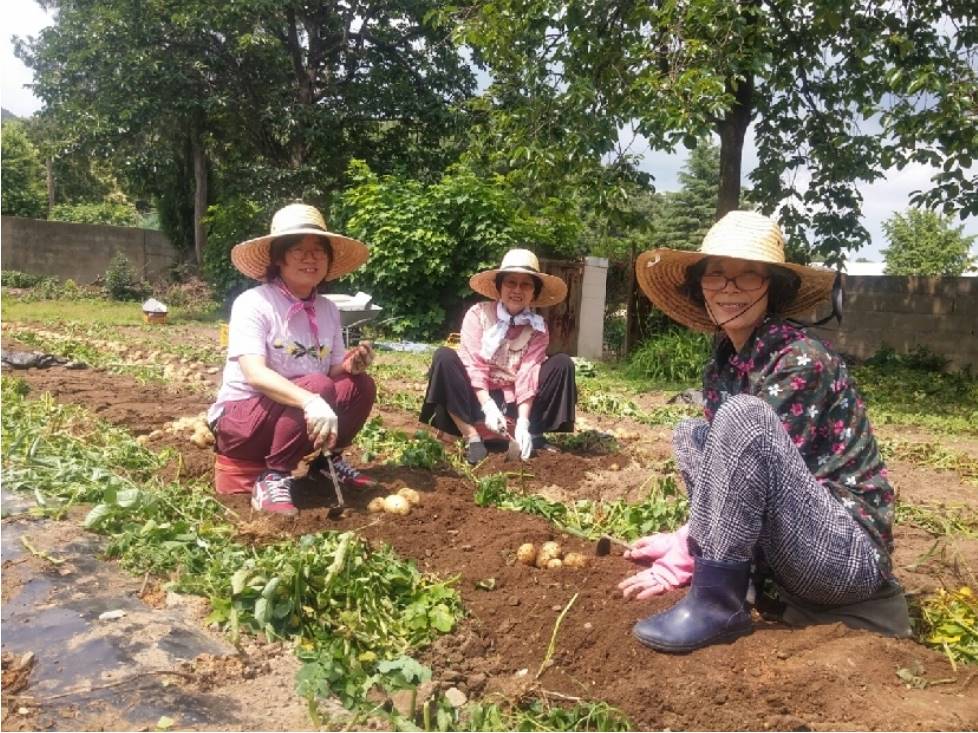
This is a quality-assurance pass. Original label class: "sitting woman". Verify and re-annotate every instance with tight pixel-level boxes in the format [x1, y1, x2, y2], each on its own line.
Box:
[620, 210, 910, 652]
[419, 249, 576, 464]
[207, 203, 377, 516]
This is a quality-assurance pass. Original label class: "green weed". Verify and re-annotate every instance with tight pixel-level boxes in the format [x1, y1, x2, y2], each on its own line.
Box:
[356, 416, 446, 470]
[914, 586, 978, 669]
[626, 329, 710, 385]
[880, 439, 978, 487]
[895, 502, 978, 539]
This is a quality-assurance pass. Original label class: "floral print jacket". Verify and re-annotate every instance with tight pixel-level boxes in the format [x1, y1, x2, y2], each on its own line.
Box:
[702, 316, 894, 572]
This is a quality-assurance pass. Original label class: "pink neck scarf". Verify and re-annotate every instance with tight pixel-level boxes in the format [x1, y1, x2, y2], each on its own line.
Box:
[274, 279, 320, 349]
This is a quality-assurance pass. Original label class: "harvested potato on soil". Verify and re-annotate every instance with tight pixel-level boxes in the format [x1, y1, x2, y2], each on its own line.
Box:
[536, 548, 559, 569]
[367, 497, 386, 513]
[516, 543, 537, 566]
[397, 487, 421, 505]
[546, 558, 563, 569]
[540, 541, 562, 557]
[563, 552, 587, 569]
[383, 494, 411, 515]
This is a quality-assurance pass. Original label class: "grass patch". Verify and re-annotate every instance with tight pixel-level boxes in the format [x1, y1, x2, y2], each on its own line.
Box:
[880, 439, 978, 487]
[3, 296, 222, 325]
[896, 502, 978, 539]
[472, 471, 687, 541]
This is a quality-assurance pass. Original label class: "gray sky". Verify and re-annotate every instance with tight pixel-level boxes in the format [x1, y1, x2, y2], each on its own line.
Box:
[3, 0, 974, 261]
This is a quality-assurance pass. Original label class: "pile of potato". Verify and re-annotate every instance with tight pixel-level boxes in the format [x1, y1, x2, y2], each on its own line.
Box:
[368, 487, 421, 516]
[136, 411, 214, 448]
[515, 541, 587, 570]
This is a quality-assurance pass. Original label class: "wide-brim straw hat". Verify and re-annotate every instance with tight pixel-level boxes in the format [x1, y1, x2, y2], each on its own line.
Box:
[636, 210, 836, 332]
[231, 203, 369, 282]
[469, 248, 568, 307]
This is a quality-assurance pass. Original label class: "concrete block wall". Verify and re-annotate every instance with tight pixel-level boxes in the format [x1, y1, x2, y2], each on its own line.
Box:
[577, 256, 609, 360]
[808, 275, 978, 370]
[1, 216, 180, 284]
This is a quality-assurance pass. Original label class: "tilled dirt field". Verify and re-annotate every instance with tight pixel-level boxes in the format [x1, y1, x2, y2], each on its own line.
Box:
[3, 356, 978, 731]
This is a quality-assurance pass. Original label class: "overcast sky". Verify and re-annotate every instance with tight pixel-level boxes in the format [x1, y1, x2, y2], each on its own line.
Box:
[3, 0, 974, 262]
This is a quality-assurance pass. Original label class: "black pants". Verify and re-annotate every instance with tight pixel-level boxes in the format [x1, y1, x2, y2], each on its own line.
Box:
[419, 347, 576, 437]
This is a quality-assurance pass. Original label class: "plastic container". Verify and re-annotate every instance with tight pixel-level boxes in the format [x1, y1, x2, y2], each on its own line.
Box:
[214, 454, 264, 495]
[143, 311, 167, 325]
[219, 322, 229, 348]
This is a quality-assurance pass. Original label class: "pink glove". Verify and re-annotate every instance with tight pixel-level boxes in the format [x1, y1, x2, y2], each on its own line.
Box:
[618, 525, 693, 600]
[624, 524, 689, 566]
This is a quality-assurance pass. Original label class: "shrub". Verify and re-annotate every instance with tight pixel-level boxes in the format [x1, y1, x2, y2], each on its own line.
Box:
[105, 252, 149, 301]
[1, 270, 48, 288]
[202, 197, 265, 301]
[0, 122, 47, 219]
[626, 328, 711, 385]
[49, 201, 141, 227]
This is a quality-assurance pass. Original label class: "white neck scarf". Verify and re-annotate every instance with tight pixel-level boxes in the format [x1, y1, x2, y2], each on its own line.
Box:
[480, 301, 546, 360]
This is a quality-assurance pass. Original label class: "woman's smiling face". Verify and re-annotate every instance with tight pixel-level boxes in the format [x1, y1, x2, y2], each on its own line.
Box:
[278, 234, 331, 297]
[499, 272, 537, 315]
[701, 257, 770, 349]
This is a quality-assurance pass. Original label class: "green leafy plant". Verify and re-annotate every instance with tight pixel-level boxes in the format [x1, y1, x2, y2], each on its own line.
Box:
[50, 200, 141, 227]
[105, 251, 149, 301]
[626, 328, 711, 385]
[914, 586, 978, 669]
[356, 416, 446, 470]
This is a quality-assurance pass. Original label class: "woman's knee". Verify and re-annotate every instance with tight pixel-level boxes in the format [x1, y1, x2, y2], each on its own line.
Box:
[295, 372, 331, 395]
[350, 372, 377, 402]
[712, 394, 777, 432]
[545, 352, 574, 373]
[432, 346, 462, 370]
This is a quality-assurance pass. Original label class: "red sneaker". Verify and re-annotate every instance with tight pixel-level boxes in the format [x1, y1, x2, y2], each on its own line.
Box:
[251, 471, 297, 516]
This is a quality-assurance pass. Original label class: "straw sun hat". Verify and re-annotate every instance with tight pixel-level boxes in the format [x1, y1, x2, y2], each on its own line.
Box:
[230, 203, 369, 282]
[469, 248, 568, 307]
[636, 210, 837, 332]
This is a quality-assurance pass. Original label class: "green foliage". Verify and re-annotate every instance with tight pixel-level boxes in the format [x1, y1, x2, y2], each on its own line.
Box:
[626, 329, 710, 385]
[49, 200, 141, 227]
[1, 121, 47, 218]
[202, 197, 265, 299]
[473, 472, 688, 541]
[356, 416, 446, 470]
[915, 587, 978, 669]
[895, 501, 978, 539]
[2, 271, 50, 288]
[1, 380, 463, 716]
[423, 698, 631, 732]
[105, 252, 149, 301]
[882, 208, 977, 276]
[337, 160, 550, 339]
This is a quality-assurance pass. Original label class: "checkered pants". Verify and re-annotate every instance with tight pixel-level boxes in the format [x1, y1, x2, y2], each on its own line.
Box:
[673, 395, 884, 605]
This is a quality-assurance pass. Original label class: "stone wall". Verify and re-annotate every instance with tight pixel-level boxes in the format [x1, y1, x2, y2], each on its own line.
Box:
[1, 216, 180, 283]
[808, 275, 978, 370]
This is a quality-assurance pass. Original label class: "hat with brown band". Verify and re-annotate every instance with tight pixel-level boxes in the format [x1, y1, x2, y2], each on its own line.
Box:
[230, 203, 369, 282]
[469, 248, 568, 307]
[635, 210, 836, 332]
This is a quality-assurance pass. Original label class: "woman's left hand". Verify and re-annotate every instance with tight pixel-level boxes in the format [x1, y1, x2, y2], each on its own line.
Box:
[514, 417, 533, 461]
[343, 341, 374, 375]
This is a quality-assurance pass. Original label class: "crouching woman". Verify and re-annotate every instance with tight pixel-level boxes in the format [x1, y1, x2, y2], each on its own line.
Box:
[419, 249, 577, 463]
[621, 210, 910, 652]
[207, 203, 377, 516]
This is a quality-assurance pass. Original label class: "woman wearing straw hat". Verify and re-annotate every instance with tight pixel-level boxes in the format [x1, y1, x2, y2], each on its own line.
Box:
[207, 203, 377, 516]
[419, 249, 577, 464]
[621, 210, 909, 652]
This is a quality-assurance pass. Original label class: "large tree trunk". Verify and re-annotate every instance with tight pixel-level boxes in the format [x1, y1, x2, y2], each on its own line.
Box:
[716, 73, 754, 219]
[191, 133, 207, 266]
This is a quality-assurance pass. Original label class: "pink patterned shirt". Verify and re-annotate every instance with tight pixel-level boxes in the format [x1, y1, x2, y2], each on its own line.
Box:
[458, 301, 549, 405]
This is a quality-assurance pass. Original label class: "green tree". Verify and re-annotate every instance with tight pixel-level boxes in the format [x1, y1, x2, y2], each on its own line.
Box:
[1, 121, 47, 218]
[450, 0, 978, 264]
[882, 209, 977, 276]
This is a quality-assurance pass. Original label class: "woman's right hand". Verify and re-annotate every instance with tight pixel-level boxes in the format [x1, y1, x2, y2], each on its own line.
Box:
[303, 395, 338, 448]
[480, 399, 507, 434]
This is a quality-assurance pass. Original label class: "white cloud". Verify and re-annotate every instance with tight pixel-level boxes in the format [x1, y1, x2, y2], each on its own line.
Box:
[1, 0, 53, 118]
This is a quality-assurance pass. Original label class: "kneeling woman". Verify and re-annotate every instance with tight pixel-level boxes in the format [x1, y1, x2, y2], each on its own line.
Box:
[208, 204, 377, 516]
[622, 211, 909, 652]
[420, 249, 576, 463]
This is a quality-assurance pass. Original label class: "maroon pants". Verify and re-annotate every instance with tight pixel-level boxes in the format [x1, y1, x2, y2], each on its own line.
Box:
[215, 372, 376, 472]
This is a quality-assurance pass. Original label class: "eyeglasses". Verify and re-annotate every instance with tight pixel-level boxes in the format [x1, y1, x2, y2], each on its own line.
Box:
[285, 247, 329, 262]
[700, 272, 769, 292]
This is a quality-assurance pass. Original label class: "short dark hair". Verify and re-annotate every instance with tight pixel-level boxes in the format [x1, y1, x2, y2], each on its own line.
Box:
[264, 234, 334, 283]
[679, 258, 801, 315]
[495, 271, 544, 300]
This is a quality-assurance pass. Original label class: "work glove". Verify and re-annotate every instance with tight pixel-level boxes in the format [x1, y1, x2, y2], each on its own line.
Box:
[303, 395, 338, 448]
[618, 525, 693, 600]
[342, 341, 375, 375]
[514, 417, 533, 461]
[624, 523, 689, 566]
[480, 398, 507, 435]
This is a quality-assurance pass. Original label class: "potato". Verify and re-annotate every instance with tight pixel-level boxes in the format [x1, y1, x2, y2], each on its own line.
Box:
[136, 434, 150, 446]
[563, 552, 587, 569]
[515, 543, 537, 566]
[536, 549, 557, 569]
[367, 497, 386, 513]
[383, 494, 411, 515]
[189, 430, 212, 448]
[546, 558, 563, 569]
[540, 541, 562, 558]
[397, 487, 421, 506]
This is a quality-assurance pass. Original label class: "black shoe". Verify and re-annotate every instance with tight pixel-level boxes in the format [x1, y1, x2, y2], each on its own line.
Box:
[466, 440, 488, 464]
[532, 435, 558, 453]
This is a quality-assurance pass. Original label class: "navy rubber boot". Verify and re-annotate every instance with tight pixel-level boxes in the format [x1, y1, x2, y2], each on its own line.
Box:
[633, 556, 753, 653]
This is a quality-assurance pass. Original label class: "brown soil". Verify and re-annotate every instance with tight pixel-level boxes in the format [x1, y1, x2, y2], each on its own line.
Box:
[4, 357, 978, 730]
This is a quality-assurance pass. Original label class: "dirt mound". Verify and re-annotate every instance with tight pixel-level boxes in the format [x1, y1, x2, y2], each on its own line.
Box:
[7, 360, 978, 730]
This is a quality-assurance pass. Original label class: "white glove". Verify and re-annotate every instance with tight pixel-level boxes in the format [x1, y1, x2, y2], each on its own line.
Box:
[480, 399, 506, 434]
[303, 395, 338, 447]
[515, 417, 533, 461]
